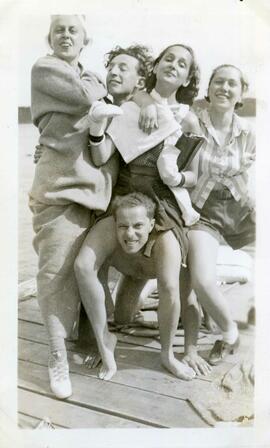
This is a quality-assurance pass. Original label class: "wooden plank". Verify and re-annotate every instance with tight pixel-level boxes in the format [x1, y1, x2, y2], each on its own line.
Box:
[18, 316, 211, 353]
[18, 320, 93, 354]
[18, 306, 254, 393]
[18, 413, 64, 429]
[17, 297, 215, 343]
[19, 293, 253, 343]
[18, 279, 37, 302]
[115, 332, 161, 349]
[18, 359, 208, 428]
[18, 306, 43, 325]
[18, 337, 254, 409]
[18, 319, 254, 381]
[18, 338, 209, 400]
[115, 331, 211, 350]
[19, 319, 51, 345]
[18, 319, 164, 357]
[18, 297, 39, 311]
[18, 388, 149, 428]
[17, 321, 208, 375]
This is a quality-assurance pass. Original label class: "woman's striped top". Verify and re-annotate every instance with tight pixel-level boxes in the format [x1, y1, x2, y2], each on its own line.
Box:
[191, 109, 255, 209]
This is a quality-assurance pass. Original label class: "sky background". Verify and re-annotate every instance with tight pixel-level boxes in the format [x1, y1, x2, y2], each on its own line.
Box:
[18, 2, 262, 106]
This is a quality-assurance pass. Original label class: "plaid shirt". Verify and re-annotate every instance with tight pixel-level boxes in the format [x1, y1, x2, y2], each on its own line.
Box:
[191, 109, 255, 209]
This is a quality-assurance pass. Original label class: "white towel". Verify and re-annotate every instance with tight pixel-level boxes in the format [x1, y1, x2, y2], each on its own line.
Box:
[106, 101, 180, 163]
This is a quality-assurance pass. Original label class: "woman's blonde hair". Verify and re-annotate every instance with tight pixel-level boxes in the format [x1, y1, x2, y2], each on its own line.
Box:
[47, 15, 90, 48]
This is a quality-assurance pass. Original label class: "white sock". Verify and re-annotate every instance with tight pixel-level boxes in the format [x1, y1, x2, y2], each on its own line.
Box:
[222, 323, 238, 344]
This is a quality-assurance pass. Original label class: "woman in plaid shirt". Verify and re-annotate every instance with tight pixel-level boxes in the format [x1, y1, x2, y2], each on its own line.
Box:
[182, 65, 255, 374]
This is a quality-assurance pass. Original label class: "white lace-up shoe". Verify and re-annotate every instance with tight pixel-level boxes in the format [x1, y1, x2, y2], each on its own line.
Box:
[48, 351, 72, 399]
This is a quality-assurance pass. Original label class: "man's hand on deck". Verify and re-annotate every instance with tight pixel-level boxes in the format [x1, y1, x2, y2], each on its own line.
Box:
[182, 351, 212, 376]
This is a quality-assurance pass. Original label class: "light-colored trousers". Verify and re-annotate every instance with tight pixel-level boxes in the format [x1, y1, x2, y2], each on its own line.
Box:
[29, 198, 93, 341]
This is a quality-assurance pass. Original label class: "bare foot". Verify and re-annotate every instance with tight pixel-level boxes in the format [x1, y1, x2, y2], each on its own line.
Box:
[161, 353, 196, 381]
[98, 333, 117, 381]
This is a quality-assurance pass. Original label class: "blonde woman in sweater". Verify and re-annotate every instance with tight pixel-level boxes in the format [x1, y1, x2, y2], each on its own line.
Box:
[29, 15, 119, 399]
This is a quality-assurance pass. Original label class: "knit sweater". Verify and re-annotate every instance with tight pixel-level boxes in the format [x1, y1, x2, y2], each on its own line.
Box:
[30, 55, 117, 211]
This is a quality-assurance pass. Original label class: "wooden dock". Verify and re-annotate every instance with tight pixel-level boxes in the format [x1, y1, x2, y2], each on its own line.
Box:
[18, 283, 254, 429]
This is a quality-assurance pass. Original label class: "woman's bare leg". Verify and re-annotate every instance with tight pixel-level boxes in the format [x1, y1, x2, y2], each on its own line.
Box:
[154, 231, 195, 380]
[188, 230, 238, 340]
[180, 267, 212, 376]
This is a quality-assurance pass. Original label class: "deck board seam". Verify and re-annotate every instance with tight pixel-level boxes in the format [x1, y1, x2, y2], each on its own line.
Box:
[18, 318, 44, 326]
[18, 411, 67, 428]
[18, 385, 164, 428]
[18, 355, 208, 401]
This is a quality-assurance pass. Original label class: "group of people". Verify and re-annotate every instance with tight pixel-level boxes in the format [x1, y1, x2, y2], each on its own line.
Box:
[29, 15, 255, 399]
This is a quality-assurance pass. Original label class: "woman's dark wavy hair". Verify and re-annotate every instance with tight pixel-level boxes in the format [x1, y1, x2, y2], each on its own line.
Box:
[104, 44, 154, 80]
[205, 64, 249, 110]
[146, 44, 200, 106]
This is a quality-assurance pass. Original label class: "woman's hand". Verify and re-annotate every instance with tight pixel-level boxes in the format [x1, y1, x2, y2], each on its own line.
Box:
[183, 351, 212, 376]
[33, 144, 45, 164]
[138, 104, 158, 134]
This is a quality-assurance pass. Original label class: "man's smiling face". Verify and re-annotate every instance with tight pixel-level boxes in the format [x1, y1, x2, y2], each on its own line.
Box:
[106, 54, 143, 102]
[115, 205, 155, 255]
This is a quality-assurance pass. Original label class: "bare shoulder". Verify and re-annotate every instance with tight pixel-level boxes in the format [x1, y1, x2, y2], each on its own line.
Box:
[152, 230, 179, 255]
[182, 110, 201, 134]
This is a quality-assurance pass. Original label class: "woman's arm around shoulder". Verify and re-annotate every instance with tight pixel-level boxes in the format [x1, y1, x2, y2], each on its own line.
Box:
[133, 90, 158, 133]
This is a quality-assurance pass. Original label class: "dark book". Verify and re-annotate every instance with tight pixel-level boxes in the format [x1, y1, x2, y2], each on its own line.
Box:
[175, 133, 204, 170]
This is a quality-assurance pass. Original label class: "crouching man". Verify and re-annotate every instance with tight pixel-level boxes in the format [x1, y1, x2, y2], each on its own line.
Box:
[75, 192, 196, 381]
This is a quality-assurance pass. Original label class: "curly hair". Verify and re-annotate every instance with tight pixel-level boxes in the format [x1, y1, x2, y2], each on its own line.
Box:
[205, 64, 249, 110]
[104, 44, 154, 80]
[146, 44, 200, 106]
[111, 192, 156, 220]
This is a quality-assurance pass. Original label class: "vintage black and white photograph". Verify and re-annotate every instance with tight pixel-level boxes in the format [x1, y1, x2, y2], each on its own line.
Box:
[1, 0, 270, 447]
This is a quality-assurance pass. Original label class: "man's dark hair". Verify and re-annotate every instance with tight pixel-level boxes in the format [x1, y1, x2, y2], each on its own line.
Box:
[112, 192, 156, 220]
[105, 44, 154, 80]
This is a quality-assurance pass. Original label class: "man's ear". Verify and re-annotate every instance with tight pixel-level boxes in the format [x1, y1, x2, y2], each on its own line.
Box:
[150, 218, 155, 232]
[136, 77, 146, 90]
